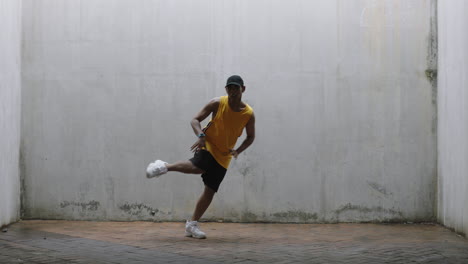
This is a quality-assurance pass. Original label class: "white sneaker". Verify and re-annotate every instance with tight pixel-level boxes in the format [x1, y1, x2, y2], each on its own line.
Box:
[146, 160, 168, 178]
[185, 220, 206, 239]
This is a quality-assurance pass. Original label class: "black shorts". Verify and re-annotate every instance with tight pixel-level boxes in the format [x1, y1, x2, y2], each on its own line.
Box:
[189, 150, 227, 192]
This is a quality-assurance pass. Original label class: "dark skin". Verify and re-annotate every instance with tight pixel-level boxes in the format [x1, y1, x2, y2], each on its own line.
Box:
[165, 84, 256, 221]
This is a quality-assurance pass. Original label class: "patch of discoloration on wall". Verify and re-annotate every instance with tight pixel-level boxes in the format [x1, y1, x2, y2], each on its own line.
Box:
[19, 147, 27, 218]
[335, 203, 403, 221]
[60, 201, 100, 211]
[234, 157, 260, 181]
[241, 211, 258, 222]
[367, 181, 392, 196]
[225, 210, 239, 219]
[425, 69, 437, 83]
[272, 210, 318, 222]
[119, 203, 158, 216]
[427, 0, 438, 131]
[427, 0, 438, 81]
[239, 165, 253, 178]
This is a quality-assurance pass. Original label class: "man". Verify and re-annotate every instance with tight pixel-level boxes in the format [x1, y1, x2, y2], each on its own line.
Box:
[146, 75, 256, 239]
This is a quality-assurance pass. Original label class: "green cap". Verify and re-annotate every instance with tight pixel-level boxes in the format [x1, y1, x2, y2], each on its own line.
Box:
[226, 75, 244, 87]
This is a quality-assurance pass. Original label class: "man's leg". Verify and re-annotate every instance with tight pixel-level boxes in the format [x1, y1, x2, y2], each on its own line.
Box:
[147, 160, 204, 178]
[166, 161, 204, 174]
[191, 185, 215, 221]
[185, 185, 215, 239]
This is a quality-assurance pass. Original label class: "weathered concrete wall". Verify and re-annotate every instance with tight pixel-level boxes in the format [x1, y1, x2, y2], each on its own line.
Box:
[21, 0, 437, 222]
[438, 0, 468, 236]
[0, 0, 22, 227]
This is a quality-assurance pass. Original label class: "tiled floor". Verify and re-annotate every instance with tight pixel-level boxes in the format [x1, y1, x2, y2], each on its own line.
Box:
[1, 220, 467, 263]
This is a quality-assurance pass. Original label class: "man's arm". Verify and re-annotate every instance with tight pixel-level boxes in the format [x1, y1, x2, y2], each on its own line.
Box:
[190, 98, 220, 152]
[231, 113, 256, 158]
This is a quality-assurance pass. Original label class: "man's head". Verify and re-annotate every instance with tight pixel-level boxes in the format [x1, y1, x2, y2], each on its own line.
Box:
[225, 75, 245, 99]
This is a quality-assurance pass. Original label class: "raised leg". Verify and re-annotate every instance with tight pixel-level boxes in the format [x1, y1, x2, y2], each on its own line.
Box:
[166, 161, 204, 174]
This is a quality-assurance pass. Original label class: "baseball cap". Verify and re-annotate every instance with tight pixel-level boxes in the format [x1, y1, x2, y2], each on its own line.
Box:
[226, 75, 244, 87]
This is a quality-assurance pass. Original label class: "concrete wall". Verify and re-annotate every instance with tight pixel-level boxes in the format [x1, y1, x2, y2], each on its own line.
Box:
[21, 0, 437, 222]
[438, 0, 468, 236]
[0, 0, 22, 227]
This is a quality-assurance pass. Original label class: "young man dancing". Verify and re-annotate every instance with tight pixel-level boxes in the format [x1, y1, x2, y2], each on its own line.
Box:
[146, 75, 256, 239]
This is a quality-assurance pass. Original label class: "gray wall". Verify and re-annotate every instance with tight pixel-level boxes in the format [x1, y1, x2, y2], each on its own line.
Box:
[438, 0, 468, 236]
[0, 0, 21, 227]
[21, 0, 437, 222]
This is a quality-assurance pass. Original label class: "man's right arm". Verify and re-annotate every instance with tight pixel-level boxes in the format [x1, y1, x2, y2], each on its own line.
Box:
[190, 98, 220, 152]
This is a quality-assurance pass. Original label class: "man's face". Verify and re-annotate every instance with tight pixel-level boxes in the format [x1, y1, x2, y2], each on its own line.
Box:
[226, 84, 243, 99]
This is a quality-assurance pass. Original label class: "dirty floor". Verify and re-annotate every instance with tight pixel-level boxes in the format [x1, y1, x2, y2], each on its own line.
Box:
[1, 220, 468, 263]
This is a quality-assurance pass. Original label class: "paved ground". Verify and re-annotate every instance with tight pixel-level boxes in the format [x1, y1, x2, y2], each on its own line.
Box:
[0, 221, 467, 263]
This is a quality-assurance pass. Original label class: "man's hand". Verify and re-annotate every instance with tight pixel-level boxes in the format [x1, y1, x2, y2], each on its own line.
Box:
[191, 137, 206, 152]
[230, 113, 255, 159]
[230, 149, 239, 159]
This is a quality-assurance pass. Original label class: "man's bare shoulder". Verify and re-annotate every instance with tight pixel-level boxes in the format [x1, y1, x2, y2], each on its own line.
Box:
[206, 97, 221, 110]
[209, 97, 222, 103]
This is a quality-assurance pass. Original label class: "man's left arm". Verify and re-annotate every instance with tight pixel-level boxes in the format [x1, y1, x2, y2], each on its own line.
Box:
[231, 113, 256, 159]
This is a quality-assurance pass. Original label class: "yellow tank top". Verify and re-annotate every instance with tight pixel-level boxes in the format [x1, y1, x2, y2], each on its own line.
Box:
[203, 96, 253, 169]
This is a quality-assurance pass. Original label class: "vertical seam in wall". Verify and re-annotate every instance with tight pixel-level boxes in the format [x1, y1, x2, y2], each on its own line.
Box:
[18, 0, 22, 222]
[430, 0, 439, 222]
[19, 0, 25, 220]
